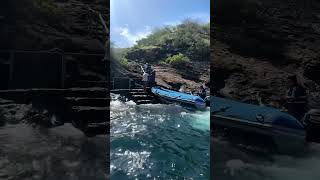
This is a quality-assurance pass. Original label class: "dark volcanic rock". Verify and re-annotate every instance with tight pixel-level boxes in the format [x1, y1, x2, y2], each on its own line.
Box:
[1, 0, 108, 52]
[304, 61, 320, 84]
[212, 0, 320, 108]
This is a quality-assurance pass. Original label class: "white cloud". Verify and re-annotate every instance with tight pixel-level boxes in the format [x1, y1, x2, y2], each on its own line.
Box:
[113, 26, 152, 47]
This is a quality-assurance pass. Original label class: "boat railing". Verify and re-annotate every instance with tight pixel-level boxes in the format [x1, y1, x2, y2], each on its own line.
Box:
[111, 77, 143, 90]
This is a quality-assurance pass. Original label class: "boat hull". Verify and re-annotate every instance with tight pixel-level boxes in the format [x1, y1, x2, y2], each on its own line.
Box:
[152, 87, 206, 110]
[211, 96, 307, 152]
[154, 94, 205, 110]
[212, 114, 307, 151]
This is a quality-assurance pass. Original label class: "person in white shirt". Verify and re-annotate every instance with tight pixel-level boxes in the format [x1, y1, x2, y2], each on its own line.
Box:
[141, 65, 149, 92]
[144, 63, 148, 72]
[179, 84, 186, 92]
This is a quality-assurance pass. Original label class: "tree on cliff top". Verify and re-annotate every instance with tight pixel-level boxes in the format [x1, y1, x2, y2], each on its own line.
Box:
[127, 20, 210, 63]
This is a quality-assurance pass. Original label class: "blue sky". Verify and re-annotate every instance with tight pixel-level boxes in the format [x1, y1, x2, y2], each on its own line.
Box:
[111, 0, 210, 48]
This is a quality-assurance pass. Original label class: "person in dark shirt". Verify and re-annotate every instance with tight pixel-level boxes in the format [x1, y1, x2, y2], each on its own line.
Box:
[145, 64, 155, 87]
[285, 75, 307, 120]
[149, 69, 156, 87]
[198, 85, 207, 100]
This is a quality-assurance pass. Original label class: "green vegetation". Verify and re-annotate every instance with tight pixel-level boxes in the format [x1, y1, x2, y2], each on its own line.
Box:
[111, 47, 131, 68]
[135, 19, 209, 62]
[112, 20, 209, 70]
[165, 53, 190, 68]
[119, 57, 129, 67]
[110, 19, 209, 80]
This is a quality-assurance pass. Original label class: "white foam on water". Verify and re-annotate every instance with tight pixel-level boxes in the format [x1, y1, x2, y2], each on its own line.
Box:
[110, 93, 136, 110]
[126, 100, 136, 106]
[110, 100, 123, 108]
[225, 159, 247, 176]
[181, 112, 187, 117]
[112, 150, 152, 177]
[224, 144, 320, 180]
[189, 110, 210, 131]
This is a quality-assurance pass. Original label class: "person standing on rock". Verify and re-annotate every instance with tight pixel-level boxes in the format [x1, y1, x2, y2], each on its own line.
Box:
[147, 64, 152, 74]
[144, 63, 148, 72]
[141, 65, 149, 92]
[149, 68, 156, 87]
[146, 64, 156, 87]
[284, 75, 308, 120]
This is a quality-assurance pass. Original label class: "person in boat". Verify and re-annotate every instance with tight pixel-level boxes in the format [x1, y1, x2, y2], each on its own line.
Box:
[141, 65, 149, 92]
[179, 84, 186, 93]
[202, 82, 209, 92]
[284, 75, 308, 120]
[203, 82, 210, 102]
[198, 85, 207, 100]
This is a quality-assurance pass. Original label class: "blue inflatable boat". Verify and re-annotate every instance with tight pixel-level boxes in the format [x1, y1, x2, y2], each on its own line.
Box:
[211, 96, 312, 149]
[151, 87, 206, 110]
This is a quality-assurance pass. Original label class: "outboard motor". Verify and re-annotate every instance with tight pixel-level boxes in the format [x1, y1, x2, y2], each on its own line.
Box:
[304, 109, 320, 143]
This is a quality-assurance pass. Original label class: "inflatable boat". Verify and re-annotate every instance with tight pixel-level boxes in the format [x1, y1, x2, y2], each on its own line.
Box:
[151, 87, 206, 110]
[211, 96, 320, 150]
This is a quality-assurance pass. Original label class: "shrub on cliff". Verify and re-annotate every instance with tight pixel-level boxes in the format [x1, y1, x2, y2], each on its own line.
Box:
[119, 57, 129, 68]
[166, 53, 190, 68]
[111, 47, 135, 69]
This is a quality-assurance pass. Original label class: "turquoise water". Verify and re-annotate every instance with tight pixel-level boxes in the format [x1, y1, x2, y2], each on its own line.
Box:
[110, 94, 210, 179]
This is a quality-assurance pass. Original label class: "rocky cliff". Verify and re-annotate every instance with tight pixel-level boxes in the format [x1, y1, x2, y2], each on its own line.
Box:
[0, 0, 108, 53]
[111, 21, 210, 91]
[212, 0, 320, 108]
[0, 0, 109, 89]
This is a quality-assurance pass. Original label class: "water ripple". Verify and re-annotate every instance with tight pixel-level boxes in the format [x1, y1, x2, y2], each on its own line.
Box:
[110, 94, 210, 179]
